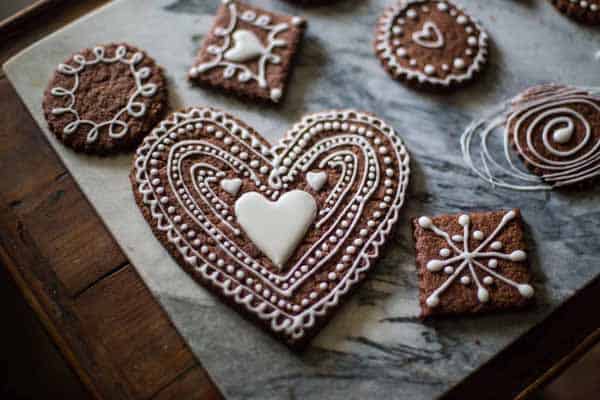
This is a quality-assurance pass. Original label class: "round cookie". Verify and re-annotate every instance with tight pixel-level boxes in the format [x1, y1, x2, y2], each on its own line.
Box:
[550, 0, 600, 24]
[374, 0, 488, 89]
[507, 84, 600, 188]
[43, 43, 168, 155]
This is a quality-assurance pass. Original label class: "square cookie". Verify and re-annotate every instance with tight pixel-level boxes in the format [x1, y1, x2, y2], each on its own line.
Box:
[413, 209, 535, 317]
[188, 0, 306, 103]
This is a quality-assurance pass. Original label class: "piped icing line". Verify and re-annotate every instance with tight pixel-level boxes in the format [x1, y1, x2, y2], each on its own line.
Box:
[375, 0, 488, 86]
[189, 0, 297, 102]
[133, 108, 410, 341]
[461, 85, 600, 191]
[50, 45, 158, 143]
[418, 211, 534, 308]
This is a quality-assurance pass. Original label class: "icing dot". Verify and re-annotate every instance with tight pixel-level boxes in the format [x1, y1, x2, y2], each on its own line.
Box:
[488, 259, 498, 268]
[460, 276, 471, 285]
[424, 64, 435, 75]
[406, 9, 418, 19]
[319, 282, 328, 290]
[453, 58, 466, 69]
[467, 36, 478, 46]
[437, 2, 448, 11]
[477, 287, 490, 303]
[518, 284, 535, 298]
[328, 272, 337, 280]
[483, 276, 493, 285]
[426, 295, 439, 307]
[458, 214, 470, 226]
[490, 241, 503, 250]
[443, 266, 454, 274]
[427, 259, 444, 272]
[473, 230, 484, 240]
[452, 234, 463, 242]
[418, 216, 432, 228]
[457, 15, 468, 24]
[439, 248, 451, 257]
[509, 250, 527, 262]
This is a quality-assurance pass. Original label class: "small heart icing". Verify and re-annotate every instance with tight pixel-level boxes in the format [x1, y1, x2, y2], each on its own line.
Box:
[235, 190, 317, 268]
[220, 178, 242, 196]
[224, 30, 265, 63]
[306, 171, 327, 191]
[412, 21, 444, 49]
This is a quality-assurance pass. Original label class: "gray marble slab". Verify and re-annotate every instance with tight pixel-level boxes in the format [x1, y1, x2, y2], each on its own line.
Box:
[4, 0, 600, 398]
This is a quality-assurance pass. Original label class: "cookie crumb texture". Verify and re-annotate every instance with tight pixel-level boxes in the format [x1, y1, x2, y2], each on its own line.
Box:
[374, 0, 488, 88]
[43, 43, 168, 155]
[551, 0, 600, 24]
[413, 209, 534, 317]
[188, 0, 305, 103]
[131, 108, 410, 346]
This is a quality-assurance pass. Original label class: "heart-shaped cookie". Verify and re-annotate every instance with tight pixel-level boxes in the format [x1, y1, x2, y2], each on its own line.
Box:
[131, 108, 410, 346]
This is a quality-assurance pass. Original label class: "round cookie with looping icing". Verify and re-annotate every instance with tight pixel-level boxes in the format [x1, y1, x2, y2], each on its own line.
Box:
[374, 0, 488, 88]
[130, 108, 410, 346]
[461, 84, 600, 191]
[43, 43, 168, 154]
[551, 0, 600, 25]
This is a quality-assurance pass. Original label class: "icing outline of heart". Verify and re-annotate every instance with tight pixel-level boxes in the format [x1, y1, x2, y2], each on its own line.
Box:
[132, 108, 410, 344]
[411, 20, 444, 49]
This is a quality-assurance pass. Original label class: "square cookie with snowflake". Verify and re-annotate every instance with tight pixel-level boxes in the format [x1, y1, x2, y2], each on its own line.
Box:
[413, 209, 535, 317]
[188, 0, 305, 103]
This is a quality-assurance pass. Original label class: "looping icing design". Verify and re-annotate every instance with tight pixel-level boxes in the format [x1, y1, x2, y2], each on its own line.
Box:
[189, 0, 292, 102]
[50, 45, 158, 144]
[461, 85, 600, 191]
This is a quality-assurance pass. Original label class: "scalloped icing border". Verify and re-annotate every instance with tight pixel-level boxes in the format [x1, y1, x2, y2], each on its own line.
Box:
[132, 108, 410, 342]
[374, 0, 489, 87]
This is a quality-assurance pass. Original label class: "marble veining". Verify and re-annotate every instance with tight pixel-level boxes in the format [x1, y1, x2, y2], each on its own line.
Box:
[3, 0, 600, 399]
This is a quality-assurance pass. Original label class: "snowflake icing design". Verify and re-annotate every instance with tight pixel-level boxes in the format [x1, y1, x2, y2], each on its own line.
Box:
[417, 210, 534, 308]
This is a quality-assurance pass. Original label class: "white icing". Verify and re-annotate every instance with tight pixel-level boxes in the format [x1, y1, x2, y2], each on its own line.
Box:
[375, 0, 488, 87]
[412, 20, 445, 49]
[133, 108, 410, 341]
[235, 190, 317, 268]
[190, 1, 289, 100]
[224, 30, 266, 62]
[418, 210, 534, 307]
[306, 171, 328, 191]
[50, 45, 157, 143]
[220, 178, 242, 196]
[461, 85, 600, 190]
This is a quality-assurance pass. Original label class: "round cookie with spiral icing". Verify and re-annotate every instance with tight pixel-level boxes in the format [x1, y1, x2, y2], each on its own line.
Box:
[374, 0, 488, 89]
[551, 0, 600, 24]
[43, 43, 168, 155]
[507, 84, 600, 188]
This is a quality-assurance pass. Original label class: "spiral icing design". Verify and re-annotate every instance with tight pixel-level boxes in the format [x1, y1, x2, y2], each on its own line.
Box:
[508, 85, 600, 187]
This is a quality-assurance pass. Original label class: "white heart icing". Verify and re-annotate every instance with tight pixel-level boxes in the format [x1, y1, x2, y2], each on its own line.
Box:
[412, 21, 444, 49]
[224, 30, 265, 63]
[220, 178, 242, 196]
[234, 190, 317, 269]
[306, 171, 328, 191]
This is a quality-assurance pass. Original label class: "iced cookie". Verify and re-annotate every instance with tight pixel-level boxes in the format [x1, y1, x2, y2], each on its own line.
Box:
[551, 0, 600, 24]
[413, 209, 534, 317]
[374, 0, 488, 89]
[43, 43, 168, 155]
[188, 0, 306, 103]
[131, 108, 410, 346]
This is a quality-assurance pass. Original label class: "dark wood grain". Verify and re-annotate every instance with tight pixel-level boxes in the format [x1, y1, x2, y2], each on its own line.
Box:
[0, 78, 222, 400]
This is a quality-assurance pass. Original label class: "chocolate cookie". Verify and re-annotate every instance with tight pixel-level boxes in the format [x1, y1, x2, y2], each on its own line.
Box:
[43, 43, 168, 155]
[507, 84, 600, 188]
[551, 0, 600, 24]
[374, 0, 488, 89]
[188, 0, 306, 103]
[131, 108, 410, 346]
[413, 209, 534, 317]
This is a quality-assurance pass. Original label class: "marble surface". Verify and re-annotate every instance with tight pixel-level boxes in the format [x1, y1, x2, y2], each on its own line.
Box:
[4, 0, 600, 398]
